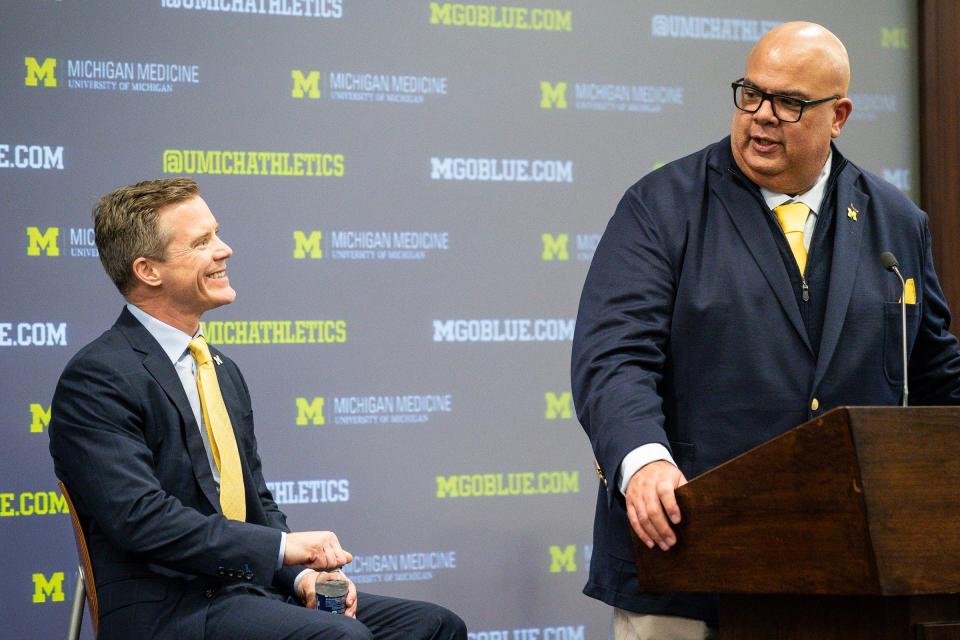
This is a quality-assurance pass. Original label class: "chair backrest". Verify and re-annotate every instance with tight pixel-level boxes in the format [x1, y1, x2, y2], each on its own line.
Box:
[59, 482, 99, 637]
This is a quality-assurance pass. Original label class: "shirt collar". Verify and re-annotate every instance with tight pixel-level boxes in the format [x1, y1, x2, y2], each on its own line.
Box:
[760, 150, 832, 214]
[126, 303, 202, 365]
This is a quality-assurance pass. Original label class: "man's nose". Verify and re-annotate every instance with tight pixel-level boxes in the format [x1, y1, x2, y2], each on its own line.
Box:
[753, 97, 780, 123]
[215, 237, 233, 258]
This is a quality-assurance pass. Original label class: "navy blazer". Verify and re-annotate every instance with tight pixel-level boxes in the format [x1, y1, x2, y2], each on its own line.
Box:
[50, 307, 303, 639]
[571, 138, 960, 622]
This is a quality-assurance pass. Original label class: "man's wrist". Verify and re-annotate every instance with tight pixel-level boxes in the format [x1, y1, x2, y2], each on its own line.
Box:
[293, 568, 315, 601]
[618, 443, 676, 495]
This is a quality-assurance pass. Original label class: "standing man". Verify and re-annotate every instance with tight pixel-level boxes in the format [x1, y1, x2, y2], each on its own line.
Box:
[572, 22, 960, 640]
[49, 177, 467, 640]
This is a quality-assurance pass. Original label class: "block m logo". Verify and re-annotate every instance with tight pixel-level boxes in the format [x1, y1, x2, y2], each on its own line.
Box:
[26, 227, 59, 256]
[544, 392, 573, 420]
[24, 57, 57, 87]
[881, 27, 908, 49]
[292, 70, 321, 99]
[295, 397, 326, 426]
[30, 404, 52, 433]
[32, 572, 65, 603]
[541, 233, 569, 261]
[293, 231, 322, 259]
[549, 545, 577, 572]
[540, 81, 567, 109]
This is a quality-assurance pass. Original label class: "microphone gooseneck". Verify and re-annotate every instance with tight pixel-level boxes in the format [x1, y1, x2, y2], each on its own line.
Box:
[881, 251, 909, 407]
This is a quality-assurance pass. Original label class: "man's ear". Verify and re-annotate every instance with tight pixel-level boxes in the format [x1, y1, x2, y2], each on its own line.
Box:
[132, 257, 162, 289]
[831, 98, 853, 138]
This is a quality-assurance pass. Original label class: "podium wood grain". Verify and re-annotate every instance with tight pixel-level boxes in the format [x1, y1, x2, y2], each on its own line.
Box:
[631, 407, 960, 638]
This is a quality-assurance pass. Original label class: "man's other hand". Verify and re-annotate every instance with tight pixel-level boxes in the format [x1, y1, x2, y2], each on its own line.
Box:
[297, 569, 358, 618]
[626, 460, 687, 551]
[285, 531, 353, 570]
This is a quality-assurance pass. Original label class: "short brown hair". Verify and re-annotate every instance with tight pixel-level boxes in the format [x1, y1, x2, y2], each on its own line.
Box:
[93, 177, 199, 295]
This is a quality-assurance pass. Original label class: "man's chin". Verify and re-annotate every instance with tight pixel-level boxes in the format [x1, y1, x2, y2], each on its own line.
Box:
[207, 289, 237, 309]
[742, 155, 787, 181]
[743, 148, 785, 172]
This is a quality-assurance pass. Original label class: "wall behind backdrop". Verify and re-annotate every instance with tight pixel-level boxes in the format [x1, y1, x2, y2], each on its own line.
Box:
[1, 1, 918, 637]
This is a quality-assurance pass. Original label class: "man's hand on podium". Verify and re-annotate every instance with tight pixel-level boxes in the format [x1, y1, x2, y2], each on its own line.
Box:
[285, 531, 353, 570]
[626, 461, 687, 551]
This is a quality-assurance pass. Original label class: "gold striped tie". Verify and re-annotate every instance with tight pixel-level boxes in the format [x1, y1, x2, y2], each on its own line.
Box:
[188, 337, 246, 521]
[774, 202, 810, 275]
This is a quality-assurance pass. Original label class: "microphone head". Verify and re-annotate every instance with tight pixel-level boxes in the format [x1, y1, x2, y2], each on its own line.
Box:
[880, 251, 900, 271]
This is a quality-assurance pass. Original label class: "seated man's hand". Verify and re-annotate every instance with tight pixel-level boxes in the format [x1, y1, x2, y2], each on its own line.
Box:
[285, 531, 353, 570]
[626, 460, 687, 551]
[297, 569, 358, 618]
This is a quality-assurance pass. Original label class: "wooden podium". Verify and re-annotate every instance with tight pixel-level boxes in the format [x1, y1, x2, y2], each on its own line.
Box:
[632, 407, 960, 639]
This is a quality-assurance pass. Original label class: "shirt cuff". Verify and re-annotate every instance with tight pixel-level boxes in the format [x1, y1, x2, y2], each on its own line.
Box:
[618, 443, 676, 495]
[277, 531, 286, 570]
[294, 568, 314, 599]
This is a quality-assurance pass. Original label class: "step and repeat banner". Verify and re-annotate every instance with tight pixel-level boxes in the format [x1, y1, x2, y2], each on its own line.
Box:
[1, 1, 916, 637]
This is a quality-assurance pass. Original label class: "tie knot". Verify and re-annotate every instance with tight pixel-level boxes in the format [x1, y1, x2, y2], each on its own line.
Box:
[774, 202, 810, 234]
[188, 337, 212, 366]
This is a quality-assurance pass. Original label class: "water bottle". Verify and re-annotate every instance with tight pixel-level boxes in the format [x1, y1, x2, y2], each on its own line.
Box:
[315, 569, 348, 614]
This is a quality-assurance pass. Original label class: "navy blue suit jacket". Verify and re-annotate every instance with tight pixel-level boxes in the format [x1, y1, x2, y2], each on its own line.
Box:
[571, 138, 960, 623]
[50, 307, 303, 639]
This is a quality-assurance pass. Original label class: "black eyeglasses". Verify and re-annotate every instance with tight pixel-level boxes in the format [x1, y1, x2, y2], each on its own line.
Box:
[731, 79, 839, 123]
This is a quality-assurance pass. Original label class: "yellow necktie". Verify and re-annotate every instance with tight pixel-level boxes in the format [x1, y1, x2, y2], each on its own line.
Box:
[774, 202, 810, 275]
[188, 337, 246, 521]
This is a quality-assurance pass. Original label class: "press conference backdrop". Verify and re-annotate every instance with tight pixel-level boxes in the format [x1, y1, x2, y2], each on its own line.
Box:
[1, 1, 917, 637]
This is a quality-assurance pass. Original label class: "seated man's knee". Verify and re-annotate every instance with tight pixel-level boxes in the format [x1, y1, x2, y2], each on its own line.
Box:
[429, 605, 468, 639]
[308, 616, 374, 640]
[341, 626, 375, 640]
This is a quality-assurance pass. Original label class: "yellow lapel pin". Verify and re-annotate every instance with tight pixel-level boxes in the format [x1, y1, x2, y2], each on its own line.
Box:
[847, 204, 859, 222]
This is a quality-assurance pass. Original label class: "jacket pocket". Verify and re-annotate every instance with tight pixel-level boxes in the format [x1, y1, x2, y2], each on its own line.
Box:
[883, 302, 919, 385]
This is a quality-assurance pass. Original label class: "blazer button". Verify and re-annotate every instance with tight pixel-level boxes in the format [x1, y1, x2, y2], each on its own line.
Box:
[217, 566, 226, 576]
[810, 398, 820, 411]
[244, 572, 254, 581]
[205, 588, 215, 599]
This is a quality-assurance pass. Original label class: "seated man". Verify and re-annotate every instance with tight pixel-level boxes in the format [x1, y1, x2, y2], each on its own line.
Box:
[49, 177, 467, 640]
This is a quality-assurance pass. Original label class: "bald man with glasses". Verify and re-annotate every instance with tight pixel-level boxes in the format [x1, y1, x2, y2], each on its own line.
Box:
[572, 21, 960, 640]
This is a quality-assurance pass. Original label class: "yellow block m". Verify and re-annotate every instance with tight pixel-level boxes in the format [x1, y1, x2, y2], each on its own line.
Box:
[32, 572, 65, 603]
[25, 57, 57, 87]
[293, 231, 322, 259]
[292, 70, 321, 99]
[540, 81, 567, 109]
[295, 397, 325, 426]
[544, 392, 573, 420]
[30, 404, 52, 433]
[549, 545, 577, 572]
[541, 233, 569, 261]
[881, 27, 907, 49]
[26, 227, 60, 256]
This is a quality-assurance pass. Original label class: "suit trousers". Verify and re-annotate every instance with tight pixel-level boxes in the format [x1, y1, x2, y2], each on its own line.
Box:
[205, 588, 467, 640]
[613, 608, 716, 640]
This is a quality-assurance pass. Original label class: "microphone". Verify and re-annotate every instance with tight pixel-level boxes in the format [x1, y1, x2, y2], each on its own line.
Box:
[880, 251, 908, 406]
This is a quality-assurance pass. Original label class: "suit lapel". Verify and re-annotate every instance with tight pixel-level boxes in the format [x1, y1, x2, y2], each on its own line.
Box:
[813, 171, 869, 389]
[115, 309, 221, 514]
[713, 168, 813, 354]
